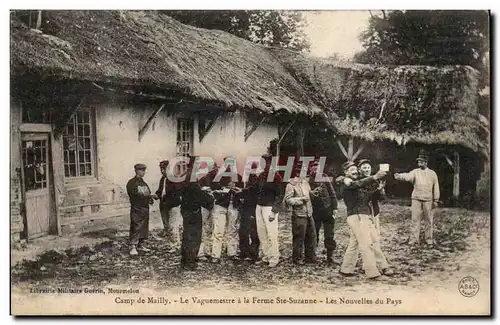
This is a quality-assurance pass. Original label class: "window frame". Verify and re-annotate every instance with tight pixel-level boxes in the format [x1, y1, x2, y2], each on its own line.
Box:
[62, 107, 98, 180]
[176, 118, 194, 175]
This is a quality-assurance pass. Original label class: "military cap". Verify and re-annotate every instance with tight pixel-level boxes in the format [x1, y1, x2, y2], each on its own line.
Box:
[159, 160, 169, 168]
[416, 149, 429, 162]
[134, 163, 147, 170]
[342, 161, 356, 171]
[357, 159, 371, 168]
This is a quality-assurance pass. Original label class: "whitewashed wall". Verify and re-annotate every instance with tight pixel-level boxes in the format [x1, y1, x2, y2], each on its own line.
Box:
[96, 102, 177, 193]
[195, 110, 278, 173]
[96, 105, 277, 192]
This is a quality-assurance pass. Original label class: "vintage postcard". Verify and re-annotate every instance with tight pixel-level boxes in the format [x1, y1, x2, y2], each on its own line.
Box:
[9, 9, 491, 315]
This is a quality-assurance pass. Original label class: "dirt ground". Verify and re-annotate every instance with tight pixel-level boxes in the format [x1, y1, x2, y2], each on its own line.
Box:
[10, 203, 491, 315]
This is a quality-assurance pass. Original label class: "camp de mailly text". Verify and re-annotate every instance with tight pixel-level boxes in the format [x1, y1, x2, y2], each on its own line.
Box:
[133, 296, 402, 306]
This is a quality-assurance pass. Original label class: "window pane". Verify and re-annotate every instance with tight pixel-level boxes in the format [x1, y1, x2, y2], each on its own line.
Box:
[85, 151, 91, 162]
[65, 136, 76, 151]
[85, 163, 92, 175]
[69, 164, 76, 177]
[84, 125, 90, 136]
[78, 125, 84, 136]
[69, 151, 76, 163]
[78, 151, 85, 163]
[64, 165, 69, 177]
[79, 164, 86, 176]
[84, 137, 91, 149]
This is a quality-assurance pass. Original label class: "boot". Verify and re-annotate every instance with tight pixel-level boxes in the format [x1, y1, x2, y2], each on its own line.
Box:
[129, 245, 138, 256]
[326, 250, 334, 265]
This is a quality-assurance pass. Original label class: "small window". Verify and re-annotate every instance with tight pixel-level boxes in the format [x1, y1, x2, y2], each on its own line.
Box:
[22, 139, 48, 191]
[63, 108, 96, 178]
[176, 119, 194, 175]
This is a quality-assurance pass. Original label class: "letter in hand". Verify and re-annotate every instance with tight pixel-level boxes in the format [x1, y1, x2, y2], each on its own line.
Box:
[152, 194, 159, 200]
[269, 212, 277, 222]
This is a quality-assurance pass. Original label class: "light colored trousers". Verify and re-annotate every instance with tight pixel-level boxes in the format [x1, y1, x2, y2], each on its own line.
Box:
[168, 206, 182, 247]
[410, 199, 434, 245]
[211, 203, 239, 258]
[197, 207, 213, 257]
[160, 206, 182, 246]
[362, 214, 389, 273]
[374, 215, 381, 238]
[341, 214, 388, 278]
[255, 205, 280, 265]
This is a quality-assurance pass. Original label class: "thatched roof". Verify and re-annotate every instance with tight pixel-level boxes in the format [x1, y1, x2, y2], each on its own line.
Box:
[270, 49, 488, 157]
[10, 10, 323, 116]
[11, 10, 487, 157]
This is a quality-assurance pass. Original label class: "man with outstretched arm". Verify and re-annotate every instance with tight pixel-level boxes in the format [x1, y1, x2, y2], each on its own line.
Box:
[394, 150, 440, 246]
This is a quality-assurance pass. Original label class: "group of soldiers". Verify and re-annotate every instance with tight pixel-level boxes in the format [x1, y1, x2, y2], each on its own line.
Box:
[126, 149, 440, 279]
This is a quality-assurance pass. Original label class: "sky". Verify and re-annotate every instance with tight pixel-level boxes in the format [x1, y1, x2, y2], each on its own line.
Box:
[302, 11, 372, 59]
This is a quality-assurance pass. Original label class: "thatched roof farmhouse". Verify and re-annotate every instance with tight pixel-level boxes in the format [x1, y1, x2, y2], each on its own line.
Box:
[11, 10, 487, 158]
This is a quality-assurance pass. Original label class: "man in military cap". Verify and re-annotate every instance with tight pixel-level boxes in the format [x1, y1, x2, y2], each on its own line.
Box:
[284, 163, 316, 265]
[209, 156, 243, 263]
[126, 163, 154, 256]
[154, 160, 182, 250]
[252, 153, 284, 268]
[239, 161, 260, 263]
[309, 159, 338, 265]
[337, 161, 388, 279]
[357, 158, 394, 276]
[178, 156, 215, 270]
[394, 150, 440, 246]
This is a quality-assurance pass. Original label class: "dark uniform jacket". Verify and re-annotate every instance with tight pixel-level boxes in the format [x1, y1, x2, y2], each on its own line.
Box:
[309, 173, 338, 212]
[178, 169, 214, 213]
[156, 175, 181, 208]
[126, 177, 152, 209]
[241, 174, 259, 211]
[339, 176, 379, 216]
[251, 169, 284, 213]
[210, 169, 244, 209]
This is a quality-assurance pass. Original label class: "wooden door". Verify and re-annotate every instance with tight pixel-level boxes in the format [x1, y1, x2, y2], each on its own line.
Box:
[21, 133, 51, 238]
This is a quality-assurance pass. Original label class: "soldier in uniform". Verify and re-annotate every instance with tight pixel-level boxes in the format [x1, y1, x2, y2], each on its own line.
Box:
[337, 161, 388, 279]
[309, 160, 338, 265]
[284, 165, 316, 265]
[357, 159, 394, 276]
[239, 161, 260, 263]
[178, 156, 215, 270]
[197, 162, 218, 261]
[154, 160, 182, 250]
[210, 156, 243, 263]
[252, 154, 284, 268]
[126, 163, 154, 256]
[394, 150, 440, 246]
